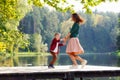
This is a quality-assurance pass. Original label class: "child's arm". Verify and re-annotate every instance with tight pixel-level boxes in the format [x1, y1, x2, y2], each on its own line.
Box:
[59, 43, 64, 46]
[59, 39, 66, 46]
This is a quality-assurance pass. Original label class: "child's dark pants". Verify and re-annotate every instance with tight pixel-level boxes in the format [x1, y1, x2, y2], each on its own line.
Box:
[50, 52, 58, 65]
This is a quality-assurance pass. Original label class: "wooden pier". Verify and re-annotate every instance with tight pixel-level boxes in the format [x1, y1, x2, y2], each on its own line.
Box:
[0, 65, 120, 80]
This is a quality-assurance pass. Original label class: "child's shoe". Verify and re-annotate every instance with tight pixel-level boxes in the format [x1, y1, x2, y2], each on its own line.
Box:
[81, 60, 87, 69]
[48, 64, 55, 69]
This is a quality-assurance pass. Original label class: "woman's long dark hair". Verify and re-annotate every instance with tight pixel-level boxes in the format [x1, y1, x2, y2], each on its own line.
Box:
[72, 13, 85, 24]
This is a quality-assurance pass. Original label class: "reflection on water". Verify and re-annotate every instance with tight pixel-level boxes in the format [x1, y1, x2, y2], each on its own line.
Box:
[51, 53, 119, 66]
[2, 53, 117, 67]
[19, 55, 47, 66]
[0, 53, 120, 80]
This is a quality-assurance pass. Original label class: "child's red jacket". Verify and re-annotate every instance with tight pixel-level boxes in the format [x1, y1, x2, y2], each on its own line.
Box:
[50, 38, 64, 54]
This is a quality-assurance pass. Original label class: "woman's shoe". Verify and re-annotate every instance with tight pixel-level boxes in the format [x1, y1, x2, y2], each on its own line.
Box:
[81, 60, 87, 69]
[69, 65, 78, 69]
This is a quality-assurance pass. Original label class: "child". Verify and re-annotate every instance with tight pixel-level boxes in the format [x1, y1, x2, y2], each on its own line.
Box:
[48, 33, 65, 68]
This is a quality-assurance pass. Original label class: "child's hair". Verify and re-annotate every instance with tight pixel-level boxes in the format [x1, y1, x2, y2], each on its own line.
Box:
[72, 13, 85, 24]
[54, 32, 61, 36]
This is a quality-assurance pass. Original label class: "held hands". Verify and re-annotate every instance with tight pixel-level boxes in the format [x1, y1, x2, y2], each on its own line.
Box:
[62, 42, 66, 46]
[61, 33, 71, 46]
[64, 33, 71, 42]
[61, 38, 66, 45]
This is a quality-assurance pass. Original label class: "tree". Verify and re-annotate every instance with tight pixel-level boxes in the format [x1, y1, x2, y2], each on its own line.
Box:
[0, 0, 31, 30]
[0, 0, 30, 54]
[27, 33, 48, 52]
[116, 13, 120, 50]
[59, 12, 118, 53]
[0, 0, 119, 54]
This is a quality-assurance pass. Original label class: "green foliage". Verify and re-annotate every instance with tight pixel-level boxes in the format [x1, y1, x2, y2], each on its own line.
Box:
[81, 0, 118, 13]
[18, 7, 53, 51]
[19, 7, 118, 53]
[0, 42, 6, 52]
[28, 0, 74, 13]
[28, 0, 118, 13]
[0, 30, 29, 53]
[80, 12, 118, 52]
[28, 34, 48, 52]
[116, 13, 120, 50]
[0, 0, 119, 55]
[0, 0, 31, 30]
[0, 0, 31, 54]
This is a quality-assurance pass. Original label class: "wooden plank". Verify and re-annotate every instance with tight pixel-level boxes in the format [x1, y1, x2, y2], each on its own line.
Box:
[0, 65, 119, 73]
[0, 65, 119, 80]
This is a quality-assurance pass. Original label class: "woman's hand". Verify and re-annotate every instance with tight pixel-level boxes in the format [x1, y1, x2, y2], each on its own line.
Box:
[61, 38, 66, 43]
[62, 42, 66, 46]
[60, 38, 66, 46]
[61, 33, 71, 43]
[65, 33, 71, 41]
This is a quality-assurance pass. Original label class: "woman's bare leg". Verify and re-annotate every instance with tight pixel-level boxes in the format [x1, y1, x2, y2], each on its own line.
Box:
[71, 51, 84, 62]
[73, 54, 87, 68]
[68, 53, 78, 65]
[71, 52, 87, 68]
[74, 55, 84, 62]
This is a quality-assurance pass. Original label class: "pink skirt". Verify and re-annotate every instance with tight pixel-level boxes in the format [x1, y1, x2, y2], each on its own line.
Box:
[66, 38, 84, 54]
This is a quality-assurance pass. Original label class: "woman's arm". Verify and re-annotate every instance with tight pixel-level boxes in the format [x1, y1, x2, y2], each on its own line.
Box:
[65, 33, 71, 40]
[63, 33, 71, 42]
[63, 23, 79, 42]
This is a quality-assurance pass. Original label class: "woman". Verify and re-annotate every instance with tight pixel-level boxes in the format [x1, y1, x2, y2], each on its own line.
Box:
[64, 13, 87, 69]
